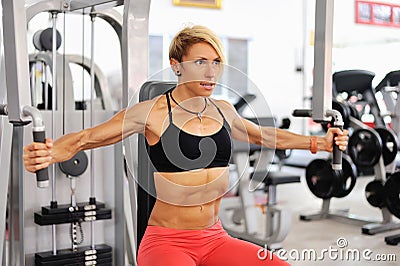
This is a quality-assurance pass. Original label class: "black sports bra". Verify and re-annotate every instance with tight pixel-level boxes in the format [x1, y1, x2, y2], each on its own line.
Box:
[146, 89, 232, 172]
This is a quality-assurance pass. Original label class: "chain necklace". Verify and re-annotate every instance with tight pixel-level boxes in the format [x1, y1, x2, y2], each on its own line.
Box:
[169, 91, 207, 122]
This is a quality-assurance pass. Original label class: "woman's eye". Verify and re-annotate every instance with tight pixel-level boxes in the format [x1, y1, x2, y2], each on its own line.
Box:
[195, 60, 205, 65]
[212, 61, 220, 66]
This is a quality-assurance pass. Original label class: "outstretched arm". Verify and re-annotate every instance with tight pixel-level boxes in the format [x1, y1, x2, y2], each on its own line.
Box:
[221, 100, 348, 152]
[23, 100, 151, 173]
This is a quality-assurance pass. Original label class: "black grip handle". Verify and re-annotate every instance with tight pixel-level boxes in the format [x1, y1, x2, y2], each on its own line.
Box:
[292, 109, 312, 118]
[33, 131, 49, 188]
[332, 125, 343, 170]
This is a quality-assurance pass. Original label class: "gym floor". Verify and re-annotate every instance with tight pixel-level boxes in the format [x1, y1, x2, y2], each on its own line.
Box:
[275, 163, 399, 266]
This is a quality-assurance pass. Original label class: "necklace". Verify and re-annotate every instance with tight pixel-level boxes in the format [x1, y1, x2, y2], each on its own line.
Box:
[169, 91, 207, 122]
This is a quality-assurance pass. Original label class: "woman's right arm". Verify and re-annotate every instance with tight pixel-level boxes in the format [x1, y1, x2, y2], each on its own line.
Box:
[23, 100, 152, 173]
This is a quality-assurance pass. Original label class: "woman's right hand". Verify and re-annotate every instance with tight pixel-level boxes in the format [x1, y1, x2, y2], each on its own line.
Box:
[23, 138, 53, 173]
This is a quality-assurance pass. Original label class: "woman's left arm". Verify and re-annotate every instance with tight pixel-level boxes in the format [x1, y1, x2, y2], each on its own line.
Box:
[261, 126, 348, 152]
[223, 101, 348, 153]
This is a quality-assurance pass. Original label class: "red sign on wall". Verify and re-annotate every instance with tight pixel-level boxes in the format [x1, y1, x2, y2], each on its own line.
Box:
[356, 0, 400, 27]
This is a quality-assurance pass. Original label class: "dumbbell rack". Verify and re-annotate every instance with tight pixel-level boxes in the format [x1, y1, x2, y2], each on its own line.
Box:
[301, 117, 400, 235]
[375, 70, 400, 245]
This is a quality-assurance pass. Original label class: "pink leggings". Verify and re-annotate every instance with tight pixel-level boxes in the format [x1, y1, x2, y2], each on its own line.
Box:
[137, 220, 289, 266]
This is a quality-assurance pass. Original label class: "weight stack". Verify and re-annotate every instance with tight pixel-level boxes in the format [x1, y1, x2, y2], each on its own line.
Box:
[34, 201, 111, 225]
[34, 201, 112, 265]
[35, 244, 112, 265]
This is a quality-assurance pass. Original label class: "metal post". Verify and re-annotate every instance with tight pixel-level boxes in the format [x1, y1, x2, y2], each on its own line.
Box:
[89, 11, 96, 250]
[312, 0, 334, 122]
[114, 143, 126, 265]
[0, 118, 12, 265]
[1, 0, 32, 123]
[51, 12, 59, 255]
[122, 0, 151, 258]
[9, 126, 25, 265]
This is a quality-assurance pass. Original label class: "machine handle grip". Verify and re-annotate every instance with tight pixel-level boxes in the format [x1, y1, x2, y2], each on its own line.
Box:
[33, 130, 49, 188]
[332, 124, 343, 170]
[292, 109, 312, 118]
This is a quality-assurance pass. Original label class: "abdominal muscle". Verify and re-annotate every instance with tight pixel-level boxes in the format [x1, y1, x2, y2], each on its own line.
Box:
[147, 166, 229, 229]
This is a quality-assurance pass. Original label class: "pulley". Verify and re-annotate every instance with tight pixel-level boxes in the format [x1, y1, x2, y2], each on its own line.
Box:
[33, 28, 62, 52]
[59, 151, 88, 177]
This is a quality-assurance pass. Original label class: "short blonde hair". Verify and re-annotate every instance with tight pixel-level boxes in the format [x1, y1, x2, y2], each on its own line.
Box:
[169, 25, 226, 64]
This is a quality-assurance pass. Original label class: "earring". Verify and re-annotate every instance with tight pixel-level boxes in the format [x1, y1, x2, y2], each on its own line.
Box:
[175, 70, 181, 76]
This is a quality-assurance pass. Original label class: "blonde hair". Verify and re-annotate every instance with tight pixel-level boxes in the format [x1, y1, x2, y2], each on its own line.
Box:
[169, 25, 226, 64]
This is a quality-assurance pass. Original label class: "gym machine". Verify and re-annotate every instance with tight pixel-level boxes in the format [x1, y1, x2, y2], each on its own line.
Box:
[0, 0, 152, 265]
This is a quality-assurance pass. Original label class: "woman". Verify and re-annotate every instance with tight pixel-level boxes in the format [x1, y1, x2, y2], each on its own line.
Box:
[24, 25, 348, 265]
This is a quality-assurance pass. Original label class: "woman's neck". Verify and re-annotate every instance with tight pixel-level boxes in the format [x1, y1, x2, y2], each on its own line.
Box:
[171, 85, 208, 111]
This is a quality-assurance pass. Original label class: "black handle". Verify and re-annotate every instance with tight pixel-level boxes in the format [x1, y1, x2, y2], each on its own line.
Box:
[292, 109, 312, 118]
[33, 130, 49, 188]
[332, 124, 343, 170]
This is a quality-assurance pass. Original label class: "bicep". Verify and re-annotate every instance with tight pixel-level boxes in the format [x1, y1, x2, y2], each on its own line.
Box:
[121, 102, 150, 137]
[83, 103, 148, 149]
[231, 117, 276, 148]
[231, 117, 260, 144]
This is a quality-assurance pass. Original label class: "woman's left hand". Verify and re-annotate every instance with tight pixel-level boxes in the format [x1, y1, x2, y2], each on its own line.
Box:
[324, 128, 349, 152]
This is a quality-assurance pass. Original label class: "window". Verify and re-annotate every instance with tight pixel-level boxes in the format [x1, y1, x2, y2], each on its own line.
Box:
[355, 0, 400, 27]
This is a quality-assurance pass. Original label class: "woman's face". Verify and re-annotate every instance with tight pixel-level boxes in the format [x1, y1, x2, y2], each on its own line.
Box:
[175, 42, 222, 96]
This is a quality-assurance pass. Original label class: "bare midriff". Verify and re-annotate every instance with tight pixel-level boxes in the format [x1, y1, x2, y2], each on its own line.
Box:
[147, 166, 229, 229]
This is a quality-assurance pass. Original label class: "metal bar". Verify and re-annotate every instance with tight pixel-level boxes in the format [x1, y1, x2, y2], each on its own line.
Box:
[312, 0, 334, 122]
[122, 0, 151, 256]
[393, 90, 400, 140]
[1, 0, 32, 123]
[114, 142, 126, 265]
[67, 0, 123, 11]
[96, 9, 123, 44]
[29, 53, 75, 112]
[122, 0, 151, 106]
[65, 54, 113, 110]
[51, 13, 58, 256]
[89, 12, 96, 250]
[26, 0, 123, 22]
[9, 126, 25, 265]
[26, 0, 61, 23]
[0, 118, 12, 265]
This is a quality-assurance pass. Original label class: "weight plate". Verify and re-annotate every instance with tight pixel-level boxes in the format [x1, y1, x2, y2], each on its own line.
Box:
[348, 128, 382, 167]
[384, 172, 400, 219]
[375, 127, 399, 166]
[365, 180, 386, 208]
[59, 151, 88, 177]
[40, 28, 62, 51]
[332, 156, 357, 198]
[306, 159, 336, 199]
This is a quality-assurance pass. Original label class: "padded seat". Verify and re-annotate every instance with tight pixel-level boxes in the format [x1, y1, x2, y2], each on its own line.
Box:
[333, 70, 375, 95]
[251, 170, 300, 186]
